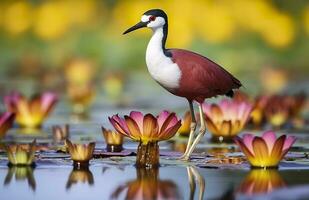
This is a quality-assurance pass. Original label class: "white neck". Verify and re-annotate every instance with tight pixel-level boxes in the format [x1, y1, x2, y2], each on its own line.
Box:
[146, 27, 164, 60]
[145, 27, 181, 90]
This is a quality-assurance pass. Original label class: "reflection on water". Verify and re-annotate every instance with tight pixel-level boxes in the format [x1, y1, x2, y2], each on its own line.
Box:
[238, 169, 285, 195]
[207, 147, 236, 155]
[1, 165, 309, 199]
[206, 147, 244, 165]
[110, 166, 206, 200]
[66, 167, 94, 190]
[110, 167, 181, 200]
[187, 166, 205, 200]
[4, 166, 36, 191]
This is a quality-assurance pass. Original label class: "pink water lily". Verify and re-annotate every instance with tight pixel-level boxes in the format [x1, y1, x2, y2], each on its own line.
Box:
[109, 111, 181, 144]
[0, 112, 15, 138]
[202, 99, 252, 137]
[234, 131, 296, 167]
[4, 92, 58, 128]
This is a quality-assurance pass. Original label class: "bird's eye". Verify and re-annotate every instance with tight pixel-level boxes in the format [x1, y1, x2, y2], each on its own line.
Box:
[149, 16, 156, 21]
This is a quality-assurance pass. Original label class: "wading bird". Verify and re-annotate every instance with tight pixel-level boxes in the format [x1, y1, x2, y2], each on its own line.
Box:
[123, 9, 241, 160]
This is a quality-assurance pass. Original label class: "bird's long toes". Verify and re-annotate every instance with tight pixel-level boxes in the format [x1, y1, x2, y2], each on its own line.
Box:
[179, 155, 191, 161]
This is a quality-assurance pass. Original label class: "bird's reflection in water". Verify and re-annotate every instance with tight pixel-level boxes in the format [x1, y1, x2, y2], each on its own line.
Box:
[238, 169, 285, 195]
[187, 166, 205, 200]
[66, 167, 94, 190]
[4, 166, 36, 191]
[111, 167, 181, 200]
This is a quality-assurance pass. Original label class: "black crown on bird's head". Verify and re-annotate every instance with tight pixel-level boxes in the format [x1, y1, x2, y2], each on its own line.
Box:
[143, 9, 168, 21]
[123, 8, 168, 36]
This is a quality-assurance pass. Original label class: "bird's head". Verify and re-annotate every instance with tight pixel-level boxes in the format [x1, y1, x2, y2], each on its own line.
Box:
[123, 9, 167, 34]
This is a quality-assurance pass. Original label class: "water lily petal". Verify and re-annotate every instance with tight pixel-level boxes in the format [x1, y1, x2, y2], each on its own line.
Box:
[66, 140, 95, 161]
[4, 92, 21, 111]
[143, 114, 158, 141]
[109, 111, 180, 144]
[252, 137, 269, 166]
[0, 112, 15, 138]
[262, 130, 277, 154]
[201, 103, 211, 116]
[40, 92, 58, 117]
[243, 134, 255, 155]
[66, 139, 75, 155]
[237, 102, 252, 120]
[166, 113, 179, 128]
[282, 136, 296, 154]
[178, 111, 191, 135]
[157, 110, 170, 129]
[209, 104, 223, 122]
[102, 127, 123, 145]
[271, 135, 285, 161]
[160, 120, 181, 140]
[125, 116, 141, 140]
[109, 115, 129, 136]
[203, 100, 251, 137]
[87, 142, 96, 159]
[205, 117, 219, 135]
[159, 113, 177, 133]
[4, 92, 57, 128]
[220, 120, 232, 136]
[231, 120, 241, 136]
[234, 136, 255, 161]
[129, 111, 144, 131]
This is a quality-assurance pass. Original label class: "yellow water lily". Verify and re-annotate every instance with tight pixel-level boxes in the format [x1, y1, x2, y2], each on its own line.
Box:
[4, 140, 36, 166]
[66, 139, 95, 167]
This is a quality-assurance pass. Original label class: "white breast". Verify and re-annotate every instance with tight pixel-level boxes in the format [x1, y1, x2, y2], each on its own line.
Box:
[145, 28, 181, 90]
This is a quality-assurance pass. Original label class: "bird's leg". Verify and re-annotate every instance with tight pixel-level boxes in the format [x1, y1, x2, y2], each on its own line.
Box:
[180, 100, 197, 160]
[182, 103, 206, 160]
[187, 166, 196, 200]
[190, 166, 205, 200]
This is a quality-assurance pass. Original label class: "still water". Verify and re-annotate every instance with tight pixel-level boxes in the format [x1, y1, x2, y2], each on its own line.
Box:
[1, 163, 309, 200]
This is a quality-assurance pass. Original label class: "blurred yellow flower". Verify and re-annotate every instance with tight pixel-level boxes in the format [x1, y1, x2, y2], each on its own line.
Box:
[230, 0, 294, 48]
[260, 67, 288, 94]
[67, 84, 95, 115]
[112, 0, 158, 36]
[0, 6, 2, 26]
[102, 73, 124, 100]
[165, 0, 194, 47]
[34, 1, 71, 40]
[195, 1, 235, 43]
[2, 1, 32, 35]
[67, 0, 97, 26]
[261, 13, 294, 48]
[230, 0, 274, 32]
[65, 59, 95, 84]
[304, 6, 309, 34]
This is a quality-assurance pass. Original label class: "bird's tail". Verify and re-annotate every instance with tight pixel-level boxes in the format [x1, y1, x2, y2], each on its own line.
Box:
[225, 90, 234, 98]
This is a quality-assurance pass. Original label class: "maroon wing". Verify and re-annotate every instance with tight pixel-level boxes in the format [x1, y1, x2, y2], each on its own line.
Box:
[169, 49, 242, 101]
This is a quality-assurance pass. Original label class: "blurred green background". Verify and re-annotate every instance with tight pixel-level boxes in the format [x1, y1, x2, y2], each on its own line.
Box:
[0, 0, 308, 96]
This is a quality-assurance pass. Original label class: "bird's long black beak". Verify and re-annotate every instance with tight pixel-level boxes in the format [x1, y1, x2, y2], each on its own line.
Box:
[123, 21, 148, 35]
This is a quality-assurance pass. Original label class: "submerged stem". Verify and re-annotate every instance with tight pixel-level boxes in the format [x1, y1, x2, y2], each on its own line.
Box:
[136, 141, 159, 168]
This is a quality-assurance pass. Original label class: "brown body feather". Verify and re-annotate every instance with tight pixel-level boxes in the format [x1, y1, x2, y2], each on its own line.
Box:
[169, 49, 242, 103]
